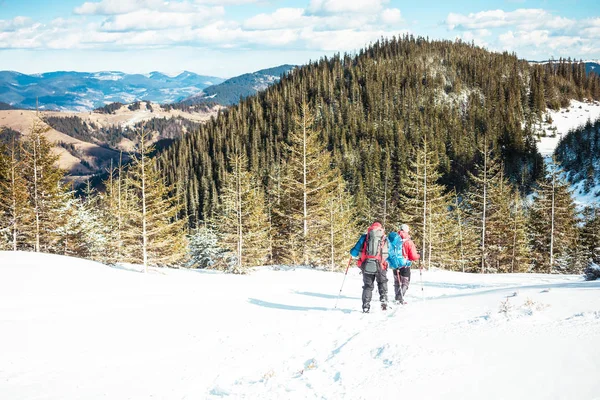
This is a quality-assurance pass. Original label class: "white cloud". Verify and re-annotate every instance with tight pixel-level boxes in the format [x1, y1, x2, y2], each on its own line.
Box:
[446, 9, 575, 31]
[381, 8, 402, 25]
[75, 0, 165, 15]
[308, 0, 389, 15]
[100, 7, 224, 31]
[0, 16, 33, 32]
[244, 8, 310, 30]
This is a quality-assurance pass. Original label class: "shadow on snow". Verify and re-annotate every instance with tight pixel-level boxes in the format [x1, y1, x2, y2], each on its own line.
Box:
[248, 298, 354, 314]
[294, 291, 360, 301]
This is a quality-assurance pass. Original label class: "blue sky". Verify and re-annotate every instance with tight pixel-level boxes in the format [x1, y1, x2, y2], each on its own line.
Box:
[0, 0, 598, 78]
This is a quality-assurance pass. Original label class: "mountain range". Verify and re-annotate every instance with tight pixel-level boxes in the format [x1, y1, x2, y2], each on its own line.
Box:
[177, 64, 296, 106]
[0, 70, 224, 111]
[0, 65, 296, 112]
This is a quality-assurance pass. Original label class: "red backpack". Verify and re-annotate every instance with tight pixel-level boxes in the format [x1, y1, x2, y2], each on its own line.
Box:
[359, 222, 387, 274]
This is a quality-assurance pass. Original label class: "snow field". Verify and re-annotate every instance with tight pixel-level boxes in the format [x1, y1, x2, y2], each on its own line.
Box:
[1, 251, 600, 400]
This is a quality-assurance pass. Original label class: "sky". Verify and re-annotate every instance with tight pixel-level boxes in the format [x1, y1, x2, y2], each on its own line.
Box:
[0, 0, 599, 78]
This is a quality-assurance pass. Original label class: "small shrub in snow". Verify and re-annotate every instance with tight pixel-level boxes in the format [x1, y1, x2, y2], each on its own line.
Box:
[499, 298, 512, 315]
[584, 263, 600, 281]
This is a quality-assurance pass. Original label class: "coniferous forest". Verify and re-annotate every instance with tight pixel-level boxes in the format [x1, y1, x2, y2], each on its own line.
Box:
[1, 36, 600, 274]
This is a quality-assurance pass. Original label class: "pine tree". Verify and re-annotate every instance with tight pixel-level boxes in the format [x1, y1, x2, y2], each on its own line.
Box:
[580, 205, 600, 265]
[399, 133, 456, 270]
[465, 134, 521, 273]
[215, 152, 269, 272]
[274, 100, 348, 265]
[0, 139, 31, 251]
[124, 129, 188, 271]
[20, 118, 69, 252]
[325, 177, 357, 270]
[528, 159, 579, 273]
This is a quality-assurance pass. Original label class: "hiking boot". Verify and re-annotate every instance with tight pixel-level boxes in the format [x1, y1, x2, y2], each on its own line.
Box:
[362, 305, 370, 313]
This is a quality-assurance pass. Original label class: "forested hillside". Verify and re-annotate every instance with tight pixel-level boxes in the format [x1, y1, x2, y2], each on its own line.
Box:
[154, 36, 599, 273]
[158, 37, 599, 225]
[3, 36, 600, 274]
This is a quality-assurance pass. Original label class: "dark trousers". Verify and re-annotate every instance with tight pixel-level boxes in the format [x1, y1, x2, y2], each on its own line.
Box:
[362, 267, 388, 309]
[392, 267, 411, 302]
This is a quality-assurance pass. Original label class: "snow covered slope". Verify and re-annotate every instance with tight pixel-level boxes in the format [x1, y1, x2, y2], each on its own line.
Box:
[1, 251, 600, 399]
[537, 99, 600, 157]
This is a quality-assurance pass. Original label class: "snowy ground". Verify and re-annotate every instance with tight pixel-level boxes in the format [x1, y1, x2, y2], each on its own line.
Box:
[1, 251, 600, 400]
[535, 99, 600, 206]
[537, 99, 600, 157]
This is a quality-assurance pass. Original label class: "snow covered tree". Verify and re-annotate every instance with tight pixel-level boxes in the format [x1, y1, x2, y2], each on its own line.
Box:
[215, 152, 269, 273]
[188, 225, 229, 269]
[124, 129, 188, 271]
[528, 159, 579, 273]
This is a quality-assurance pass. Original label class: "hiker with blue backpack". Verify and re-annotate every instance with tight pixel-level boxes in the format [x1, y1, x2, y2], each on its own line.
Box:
[387, 224, 420, 304]
[350, 222, 389, 313]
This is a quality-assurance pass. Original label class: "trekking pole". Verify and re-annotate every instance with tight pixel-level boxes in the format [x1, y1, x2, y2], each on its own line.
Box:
[334, 257, 353, 309]
[419, 259, 424, 301]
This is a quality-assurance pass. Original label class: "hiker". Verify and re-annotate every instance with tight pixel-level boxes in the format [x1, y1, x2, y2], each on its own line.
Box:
[388, 224, 420, 304]
[350, 222, 389, 313]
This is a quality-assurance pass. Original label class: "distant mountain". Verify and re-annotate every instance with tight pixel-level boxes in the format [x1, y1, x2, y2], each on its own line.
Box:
[178, 65, 296, 106]
[586, 62, 600, 76]
[529, 60, 600, 77]
[0, 102, 17, 110]
[0, 71, 224, 112]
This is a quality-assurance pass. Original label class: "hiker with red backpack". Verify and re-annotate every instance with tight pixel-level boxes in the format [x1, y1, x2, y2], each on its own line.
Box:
[387, 224, 420, 304]
[350, 222, 389, 313]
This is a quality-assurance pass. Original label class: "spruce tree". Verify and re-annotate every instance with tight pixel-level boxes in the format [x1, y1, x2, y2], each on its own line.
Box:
[20, 118, 69, 252]
[528, 159, 579, 273]
[399, 133, 456, 270]
[274, 101, 348, 265]
[215, 152, 269, 272]
[0, 139, 31, 251]
[124, 129, 188, 271]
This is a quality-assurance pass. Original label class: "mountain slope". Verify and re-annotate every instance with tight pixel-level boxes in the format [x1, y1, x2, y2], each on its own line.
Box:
[179, 64, 295, 106]
[158, 37, 600, 226]
[0, 70, 224, 111]
[1, 251, 599, 399]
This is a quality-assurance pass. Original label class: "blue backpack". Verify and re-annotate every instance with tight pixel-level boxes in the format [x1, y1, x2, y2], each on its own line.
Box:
[387, 231, 409, 269]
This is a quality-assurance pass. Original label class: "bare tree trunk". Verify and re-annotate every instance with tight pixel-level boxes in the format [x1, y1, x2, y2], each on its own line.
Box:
[383, 166, 388, 229]
[330, 203, 335, 270]
[117, 152, 123, 259]
[302, 104, 308, 263]
[549, 162, 556, 273]
[422, 136, 428, 271]
[237, 158, 243, 270]
[140, 132, 148, 273]
[511, 194, 519, 274]
[10, 144, 18, 251]
[481, 135, 488, 274]
[454, 189, 465, 273]
[33, 130, 40, 252]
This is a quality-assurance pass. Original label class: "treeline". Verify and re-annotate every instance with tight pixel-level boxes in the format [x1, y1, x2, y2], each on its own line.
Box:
[555, 116, 600, 195]
[94, 102, 124, 114]
[44, 115, 198, 150]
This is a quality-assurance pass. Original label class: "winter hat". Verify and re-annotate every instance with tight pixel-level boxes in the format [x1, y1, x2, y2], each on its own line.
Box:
[400, 224, 410, 232]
